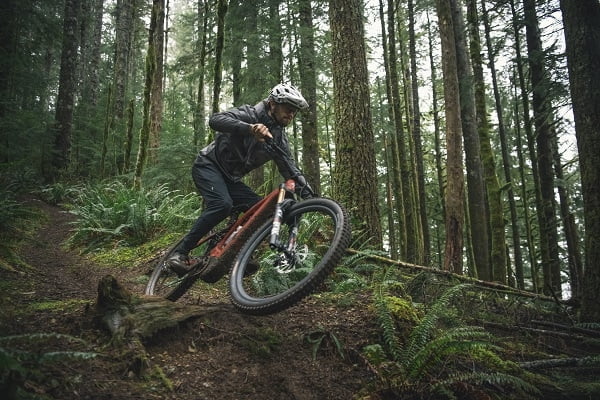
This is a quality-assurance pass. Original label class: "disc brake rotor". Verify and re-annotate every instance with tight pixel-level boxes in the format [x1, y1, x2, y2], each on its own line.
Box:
[274, 244, 309, 274]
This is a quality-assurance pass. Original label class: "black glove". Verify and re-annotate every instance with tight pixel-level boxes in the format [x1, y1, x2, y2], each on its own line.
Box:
[294, 175, 314, 199]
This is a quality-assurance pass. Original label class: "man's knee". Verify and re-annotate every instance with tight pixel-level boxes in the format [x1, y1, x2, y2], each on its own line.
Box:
[206, 199, 233, 219]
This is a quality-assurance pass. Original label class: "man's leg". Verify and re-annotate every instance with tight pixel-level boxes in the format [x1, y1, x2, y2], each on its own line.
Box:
[169, 161, 233, 274]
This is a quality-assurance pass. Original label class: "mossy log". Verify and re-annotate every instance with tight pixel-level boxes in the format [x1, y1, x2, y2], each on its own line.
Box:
[93, 274, 229, 376]
[94, 274, 224, 343]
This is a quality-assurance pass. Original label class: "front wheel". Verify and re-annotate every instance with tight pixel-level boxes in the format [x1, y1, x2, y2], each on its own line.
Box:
[229, 197, 351, 315]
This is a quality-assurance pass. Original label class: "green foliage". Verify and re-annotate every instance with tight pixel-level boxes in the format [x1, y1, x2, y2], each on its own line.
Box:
[366, 282, 538, 399]
[65, 181, 198, 251]
[305, 326, 345, 360]
[327, 249, 384, 293]
[238, 327, 282, 359]
[38, 182, 84, 205]
[0, 333, 97, 400]
[0, 190, 41, 271]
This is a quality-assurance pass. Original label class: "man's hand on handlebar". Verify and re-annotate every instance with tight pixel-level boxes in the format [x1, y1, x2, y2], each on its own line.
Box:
[250, 123, 273, 142]
[294, 175, 314, 199]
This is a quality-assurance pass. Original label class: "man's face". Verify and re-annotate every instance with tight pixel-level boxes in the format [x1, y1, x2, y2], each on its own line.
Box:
[270, 102, 299, 126]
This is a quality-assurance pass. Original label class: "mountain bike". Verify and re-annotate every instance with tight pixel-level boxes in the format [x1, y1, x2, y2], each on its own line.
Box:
[145, 139, 352, 315]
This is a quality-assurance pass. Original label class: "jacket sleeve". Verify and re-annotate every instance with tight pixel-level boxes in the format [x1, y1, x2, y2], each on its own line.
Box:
[209, 105, 256, 135]
[273, 136, 303, 180]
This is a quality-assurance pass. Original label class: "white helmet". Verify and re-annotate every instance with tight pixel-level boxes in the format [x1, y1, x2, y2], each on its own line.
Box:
[269, 84, 309, 110]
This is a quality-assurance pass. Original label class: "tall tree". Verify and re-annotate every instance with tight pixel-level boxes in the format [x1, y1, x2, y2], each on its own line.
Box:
[133, 0, 159, 189]
[450, 0, 489, 279]
[559, 0, 600, 321]
[193, 0, 209, 149]
[378, 0, 403, 259]
[523, 0, 562, 296]
[329, 0, 382, 246]
[436, 0, 464, 273]
[298, 0, 320, 193]
[466, 0, 506, 283]
[509, 0, 540, 291]
[386, 0, 410, 258]
[407, 0, 430, 265]
[480, 0, 523, 289]
[51, 0, 81, 178]
[148, 0, 165, 164]
[211, 0, 227, 115]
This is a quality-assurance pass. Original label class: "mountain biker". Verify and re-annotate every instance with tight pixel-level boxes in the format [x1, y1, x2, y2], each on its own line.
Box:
[168, 83, 313, 276]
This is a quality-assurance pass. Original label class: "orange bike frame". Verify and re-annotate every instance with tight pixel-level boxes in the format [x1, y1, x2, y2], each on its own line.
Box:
[207, 179, 296, 258]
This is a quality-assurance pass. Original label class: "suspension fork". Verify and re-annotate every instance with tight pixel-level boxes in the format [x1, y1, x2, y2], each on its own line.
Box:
[269, 184, 298, 252]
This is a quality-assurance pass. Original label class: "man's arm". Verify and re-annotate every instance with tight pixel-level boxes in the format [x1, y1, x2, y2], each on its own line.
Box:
[209, 106, 255, 135]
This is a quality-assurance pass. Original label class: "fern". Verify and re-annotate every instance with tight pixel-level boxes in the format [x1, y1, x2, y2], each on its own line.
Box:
[366, 282, 539, 399]
[433, 371, 541, 398]
[0, 333, 98, 399]
[401, 283, 472, 365]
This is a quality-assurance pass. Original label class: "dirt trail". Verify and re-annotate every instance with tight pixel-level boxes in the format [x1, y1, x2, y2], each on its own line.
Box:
[2, 199, 374, 399]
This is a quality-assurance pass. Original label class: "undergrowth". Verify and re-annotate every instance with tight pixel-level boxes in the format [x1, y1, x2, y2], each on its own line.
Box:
[64, 181, 198, 252]
[0, 333, 97, 400]
[362, 270, 540, 399]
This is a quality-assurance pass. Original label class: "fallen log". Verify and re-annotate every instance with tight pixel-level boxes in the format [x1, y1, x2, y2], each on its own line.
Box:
[93, 274, 223, 375]
[347, 248, 566, 304]
[94, 274, 220, 343]
[519, 356, 600, 370]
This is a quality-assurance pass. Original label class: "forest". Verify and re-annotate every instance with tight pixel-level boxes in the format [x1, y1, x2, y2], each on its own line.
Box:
[1, 0, 600, 399]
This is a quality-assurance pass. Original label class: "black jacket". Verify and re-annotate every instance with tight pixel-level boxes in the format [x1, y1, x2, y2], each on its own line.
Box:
[198, 100, 302, 183]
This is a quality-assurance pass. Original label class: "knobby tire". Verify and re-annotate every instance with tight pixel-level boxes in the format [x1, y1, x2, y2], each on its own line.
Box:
[228, 197, 351, 315]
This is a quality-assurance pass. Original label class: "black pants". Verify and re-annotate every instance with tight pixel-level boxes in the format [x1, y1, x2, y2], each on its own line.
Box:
[177, 157, 261, 254]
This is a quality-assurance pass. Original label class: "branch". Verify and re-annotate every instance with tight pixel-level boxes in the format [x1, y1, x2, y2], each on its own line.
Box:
[519, 356, 600, 370]
[346, 248, 561, 303]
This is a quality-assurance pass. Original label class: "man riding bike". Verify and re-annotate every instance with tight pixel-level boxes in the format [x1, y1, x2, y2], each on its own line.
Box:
[168, 83, 313, 277]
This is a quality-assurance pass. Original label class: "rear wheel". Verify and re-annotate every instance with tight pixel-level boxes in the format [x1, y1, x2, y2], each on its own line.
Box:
[145, 238, 207, 301]
[229, 197, 351, 315]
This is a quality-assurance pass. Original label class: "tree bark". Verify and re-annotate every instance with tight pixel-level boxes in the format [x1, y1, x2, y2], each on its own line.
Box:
[436, 0, 464, 274]
[211, 0, 227, 115]
[51, 0, 81, 177]
[298, 0, 321, 194]
[523, 0, 562, 296]
[450, 0, 489, 279]
[467, 0, 506, 284]
[329, 0, 382, 247]
[133, 0, 159, 189]
[408, 0, 430, 266]
[481, 0, 524, 289]
[559, 0, 600, 321]
[148, 0, 165, 165]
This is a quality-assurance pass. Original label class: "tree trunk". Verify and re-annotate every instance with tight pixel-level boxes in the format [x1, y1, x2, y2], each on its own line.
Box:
[298, 0, 321, 194]
[481, 0, 523, 289]
[436, 0, 464, 274]
[378, 0, 402, 259]
[559, 0, 600, 321]
[51, 0, 81, 178]
[211, 0, 227, 115]
[329, 0, 382, 247]
[450, 0, 489, 279]
[407, 0, 430, 266]
[523, 0, 562, 296]
[133, 0, 159, 189]
[509, 0, 540, 292]
[386, 0, 410, 258]
[426, 10, 445, 269]
[193, 0, 209, 150]
[466, 0, 506, 283]
[148, 0, 165, 165]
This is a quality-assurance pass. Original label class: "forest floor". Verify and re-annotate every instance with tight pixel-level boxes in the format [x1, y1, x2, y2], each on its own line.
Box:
[1, 199, 600, 400]
[1, 198, 376, 400]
